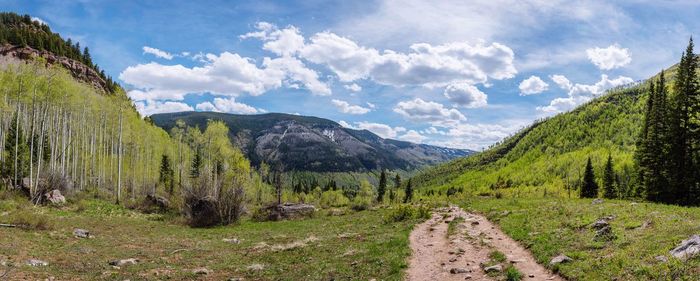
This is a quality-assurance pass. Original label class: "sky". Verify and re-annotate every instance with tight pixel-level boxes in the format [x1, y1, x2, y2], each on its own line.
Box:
[4, 0, 700, 150]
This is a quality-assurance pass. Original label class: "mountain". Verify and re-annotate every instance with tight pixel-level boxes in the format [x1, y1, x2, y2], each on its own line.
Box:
[151, 111, 473, 172]
[412, 73, 661, 194]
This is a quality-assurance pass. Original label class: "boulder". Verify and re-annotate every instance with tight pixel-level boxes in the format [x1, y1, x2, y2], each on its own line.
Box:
[592, 198, 604, 205]
[223, 238, 240, 244]
[450, 268, 469, 274]
[591, 219, 610, 230]
[26, 259, 48, 266]
[187, 198, 220, 227]
[483, 264, 502, 273]
[257, 203, 316, 221]
[73, 228, 91, 238]
[669, 235, 700, 261]
[594, 225, 615, 241]
[145, 194, 170, 211]
[192, 268, 211, 275]
[109, 258, 139, 267]
[550, 254, 573, 266]
[44, 190, 65, 205]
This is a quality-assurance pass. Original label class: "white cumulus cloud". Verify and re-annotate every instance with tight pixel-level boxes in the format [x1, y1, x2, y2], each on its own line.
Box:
[518, 75, 549, 95]
[586, 44, 631, 70]
[142, 46, 174, 60]
[538, 74, 634, 113]
[331, 99, 372, 114]
[120, 51, 330, 101]
[195, 97, 259, 114]
[354, 121, 406, 139]
[344, 83, 362, 92]
[394, 98, 466, 128]
[443, 82, 487, 108]
[399, 130, 427, 143]
[133, 100, 193, 116]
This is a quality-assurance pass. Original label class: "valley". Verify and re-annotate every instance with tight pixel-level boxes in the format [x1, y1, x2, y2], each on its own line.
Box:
[2, 4, 700, 281]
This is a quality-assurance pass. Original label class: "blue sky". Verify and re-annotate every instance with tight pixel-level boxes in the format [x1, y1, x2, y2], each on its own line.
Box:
[5, 0, 700, 149]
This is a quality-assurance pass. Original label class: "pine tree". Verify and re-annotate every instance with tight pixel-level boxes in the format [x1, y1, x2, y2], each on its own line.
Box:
[377, 169, 387, 202]
[1, 114, 30, 186]
[190, 149, 202, 179]
[403, 178, 413, 203]
[602, 154, 617, 199]
[394, 174, 401, 189]
[581, 157, 599, 198]
[159, 154, 174, 194]
[667, 38, 697, 205]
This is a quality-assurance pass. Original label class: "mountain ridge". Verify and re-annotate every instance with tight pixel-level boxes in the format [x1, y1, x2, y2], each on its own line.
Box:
[151, 111, 474, 172]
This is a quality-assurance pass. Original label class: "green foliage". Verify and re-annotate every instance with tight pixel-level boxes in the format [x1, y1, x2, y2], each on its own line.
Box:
[403, 178, 413, 203]
[581, 157, 599, 198]
[0, 12, 120, 93]
[319, 190, 350, 208]
[351, 179, 375, 211]
[1, 113, 30, 184]
[488, 250, 507, 263]
[602, 154, 617, 199]
[505, 265, 523, 281]
[158, 154, 174, 194]
[384, 204, 430, 223]
[377, 169, 387, 202]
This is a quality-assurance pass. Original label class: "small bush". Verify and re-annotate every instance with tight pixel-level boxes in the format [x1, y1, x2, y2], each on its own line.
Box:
[384, 204, 432, 223]
[385, 205, 414, 223]
[319, 190, 349, 208]
[489, 250, 507, 263]
[8, 210, 53, 230]
[505, 265, 522, 281]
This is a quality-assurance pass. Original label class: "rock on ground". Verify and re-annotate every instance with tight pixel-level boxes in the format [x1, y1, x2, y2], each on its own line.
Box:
[26, 259, 48, 266]
[670, 235, 700, 261]
[483, 264, 502, 273]
[73, 228, 91, 238]
[192, 267, 211, 275]
[109, 258, 139, 267]
[44, 190, 65, 205]
[550, 254, 573, 266]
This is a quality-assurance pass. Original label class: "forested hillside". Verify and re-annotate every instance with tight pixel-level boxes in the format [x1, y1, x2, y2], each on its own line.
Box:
[413, 72, 652, 197]
[0, 58, 187, 202]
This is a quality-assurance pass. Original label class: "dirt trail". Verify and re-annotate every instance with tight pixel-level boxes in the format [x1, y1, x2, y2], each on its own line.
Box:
[407, 206, 562, 281]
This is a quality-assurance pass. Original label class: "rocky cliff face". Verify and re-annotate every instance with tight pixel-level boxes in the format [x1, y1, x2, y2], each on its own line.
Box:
[151, 112, 474, 172]
[0, 44, 110, 93]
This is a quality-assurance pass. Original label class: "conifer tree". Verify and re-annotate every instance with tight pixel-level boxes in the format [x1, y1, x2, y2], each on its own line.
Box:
[581, 157, 598, 198]
[377, 169, 387, 203]
[159, 154, 174, 194]
[403, 178, 413, 203]
[667, 38, 697, 205]
[2, 114, 30, 186]
[190, 149, 202, 179]
[602, 154, 617, 199]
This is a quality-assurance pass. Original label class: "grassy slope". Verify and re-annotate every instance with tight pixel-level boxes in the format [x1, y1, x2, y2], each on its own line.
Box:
[413, 82, 647, 196]
[0, 197, 416, 280]
[464, 197, 700, 280]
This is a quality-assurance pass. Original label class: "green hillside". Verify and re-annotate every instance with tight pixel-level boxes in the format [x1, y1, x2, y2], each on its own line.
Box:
[414, 75, 661, 197]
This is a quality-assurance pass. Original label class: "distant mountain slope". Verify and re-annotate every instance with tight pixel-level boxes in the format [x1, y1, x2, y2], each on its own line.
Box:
[412, 73, 664, 194]
[151, 112, 473, 172]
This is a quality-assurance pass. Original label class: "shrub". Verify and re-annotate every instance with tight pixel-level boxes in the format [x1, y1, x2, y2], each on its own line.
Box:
[319, 190, 349, 208]
[385, 205, 414, 223]
[384, 204, 432, 223]
[505, 265, 522, 281]
[182, 175, 246, 227]
[8, 210, 53, 230]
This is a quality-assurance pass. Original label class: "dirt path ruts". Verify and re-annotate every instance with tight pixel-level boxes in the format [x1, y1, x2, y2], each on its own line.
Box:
[407, 206, 563, 281]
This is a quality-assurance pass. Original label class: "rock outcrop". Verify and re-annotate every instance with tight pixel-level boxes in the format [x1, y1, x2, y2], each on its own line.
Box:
[0, 44, 111, 94]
